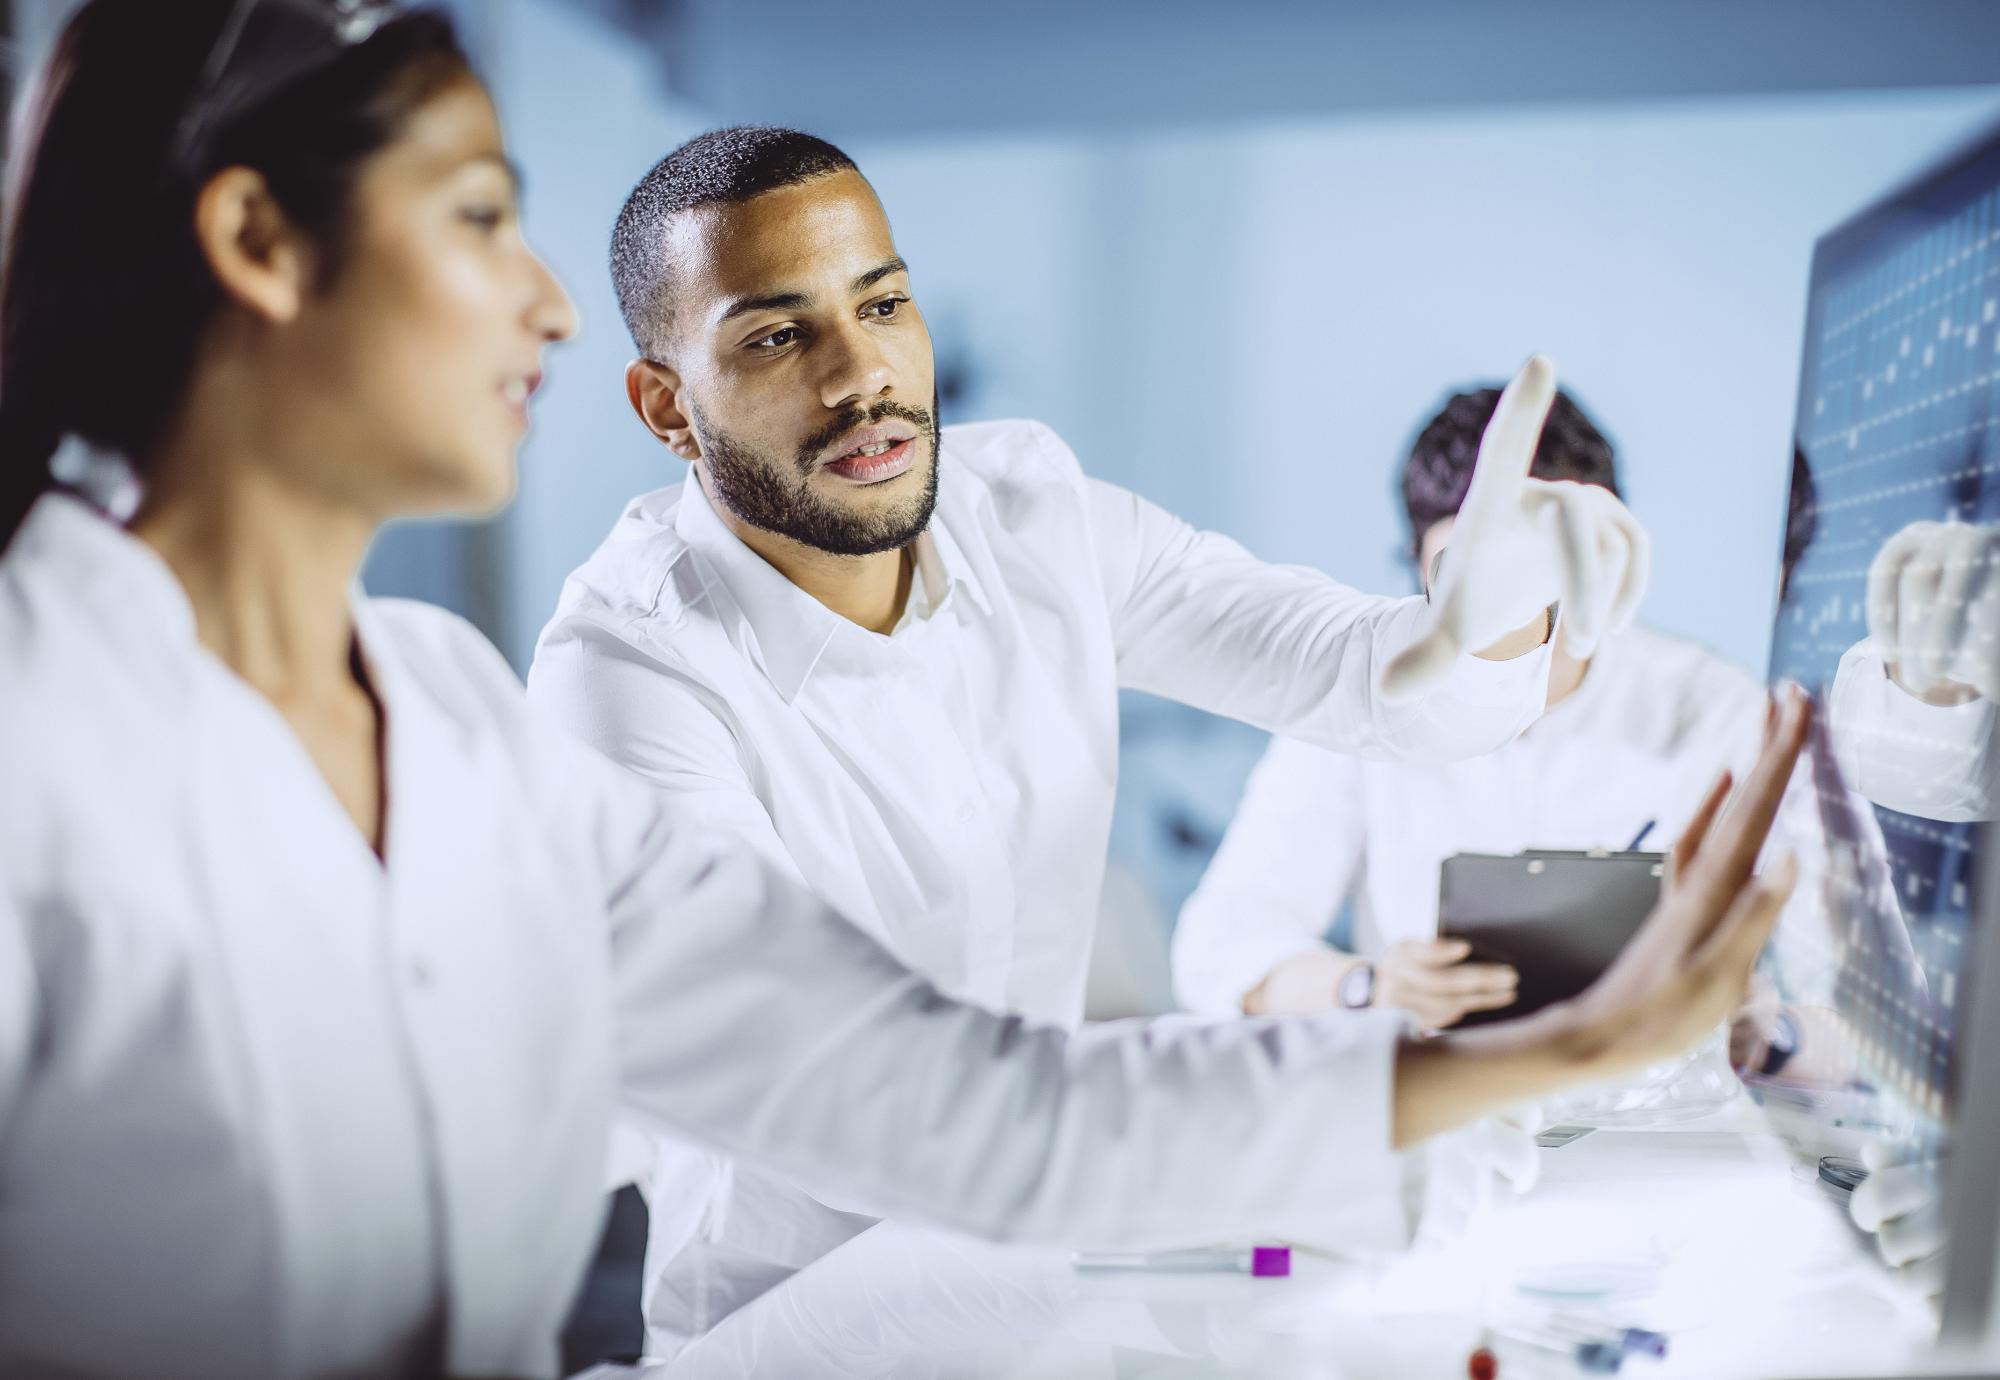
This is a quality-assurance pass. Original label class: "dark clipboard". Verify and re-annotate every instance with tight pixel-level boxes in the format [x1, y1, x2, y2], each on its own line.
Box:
[1438, 849, 1667, 1027]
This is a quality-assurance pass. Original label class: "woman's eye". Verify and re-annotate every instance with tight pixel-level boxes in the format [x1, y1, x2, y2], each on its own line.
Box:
[460, 207, 504, 232]
[869, 297, 905, 318]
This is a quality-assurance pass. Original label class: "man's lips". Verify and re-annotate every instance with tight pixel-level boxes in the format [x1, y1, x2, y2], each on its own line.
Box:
[821, 422, 921, 483]
[825, 437, 915, 484]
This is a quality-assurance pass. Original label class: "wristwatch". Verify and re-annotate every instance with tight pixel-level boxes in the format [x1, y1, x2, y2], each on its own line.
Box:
[1338, 961, 1376, 1010]
[1758, 1010, 1801, 1078]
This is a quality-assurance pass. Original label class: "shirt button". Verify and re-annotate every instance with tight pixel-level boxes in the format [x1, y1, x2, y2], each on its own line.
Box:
[407, 954, 437, 990]
[955, 801, 977, 824]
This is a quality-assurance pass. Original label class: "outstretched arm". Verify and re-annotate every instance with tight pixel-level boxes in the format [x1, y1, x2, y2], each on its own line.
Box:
[595, 692, 1807, 1248]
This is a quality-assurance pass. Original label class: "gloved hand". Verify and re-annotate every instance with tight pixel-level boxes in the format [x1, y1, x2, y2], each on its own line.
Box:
[1411, 1111, 1542, 1246]
[1848, 1141, 1945, 1310]
[1380, 355, 1650, 701]
[1865, 519, 2000, 704]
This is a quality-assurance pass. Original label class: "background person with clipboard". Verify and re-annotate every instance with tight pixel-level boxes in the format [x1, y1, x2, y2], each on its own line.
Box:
[1173, 386, 1774, 1033]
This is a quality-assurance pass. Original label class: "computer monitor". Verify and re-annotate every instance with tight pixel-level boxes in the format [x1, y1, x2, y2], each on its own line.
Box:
[1765, 119, 2000, 1359]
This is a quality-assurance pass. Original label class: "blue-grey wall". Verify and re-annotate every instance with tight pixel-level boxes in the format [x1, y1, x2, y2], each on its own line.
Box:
[14, 0, 2000, 921]
[454, 0, 2000, 920]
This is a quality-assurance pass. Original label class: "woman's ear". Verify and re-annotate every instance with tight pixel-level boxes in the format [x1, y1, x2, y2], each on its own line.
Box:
[191, 166, 314, 325]
[625, 358, 699, 462]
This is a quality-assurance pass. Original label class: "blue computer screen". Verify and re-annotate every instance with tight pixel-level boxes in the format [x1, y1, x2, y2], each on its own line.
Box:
[1766, 124, 2000, 1147]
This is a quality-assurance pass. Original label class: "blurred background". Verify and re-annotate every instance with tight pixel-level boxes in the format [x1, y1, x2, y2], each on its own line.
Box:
[9, 0, 2000, 931]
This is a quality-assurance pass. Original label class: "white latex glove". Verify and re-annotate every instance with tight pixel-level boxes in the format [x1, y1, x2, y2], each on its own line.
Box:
[1865, 519, 2000, 703]
[1380, 355, 1650, 701]
[1849, 1141, 1945, 1309]
[1411, 1111, 1542, 1246]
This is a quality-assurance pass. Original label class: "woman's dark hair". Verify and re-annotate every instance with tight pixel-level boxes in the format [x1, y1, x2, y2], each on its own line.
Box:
[0, 0, 469, 552]
[1398, 385, 1622, 563]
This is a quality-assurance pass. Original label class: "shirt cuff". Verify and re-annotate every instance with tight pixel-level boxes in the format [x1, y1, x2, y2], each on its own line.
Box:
[1182, 930, 1340, 1016]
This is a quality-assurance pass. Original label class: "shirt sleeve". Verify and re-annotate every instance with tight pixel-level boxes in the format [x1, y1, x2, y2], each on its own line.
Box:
[527, 614, 805, 885]
[577, 747, 1415, 1254]
[1171, 737, 1367, 1014]
[1067, 430, 1549, 763]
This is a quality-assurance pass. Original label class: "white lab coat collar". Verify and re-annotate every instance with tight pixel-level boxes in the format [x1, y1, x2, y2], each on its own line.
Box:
[24, 492, 470, 748]
[19, 491, 200, 664]
[671, 461, 992, 704]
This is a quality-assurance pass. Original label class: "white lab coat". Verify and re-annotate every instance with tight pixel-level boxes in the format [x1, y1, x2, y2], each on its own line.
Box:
[528, 418, 1555, 1355]
[1172, 625, 1769, 1014]
[2, 493, 1437, 1380]
[1169, 621, 1998, 1023]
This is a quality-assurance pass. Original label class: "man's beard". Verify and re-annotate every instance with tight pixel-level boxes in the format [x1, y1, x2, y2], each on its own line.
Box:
[695, 396, 941, 557]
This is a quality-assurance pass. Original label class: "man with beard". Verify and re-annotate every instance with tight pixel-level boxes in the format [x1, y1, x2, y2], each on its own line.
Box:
[528, 125, 1648, 1359]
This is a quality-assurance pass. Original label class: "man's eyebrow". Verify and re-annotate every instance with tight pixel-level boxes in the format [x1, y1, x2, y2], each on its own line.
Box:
[714, 258, 907, 325]
[853, 257, 908, 292]
[718, 290, 814, 324]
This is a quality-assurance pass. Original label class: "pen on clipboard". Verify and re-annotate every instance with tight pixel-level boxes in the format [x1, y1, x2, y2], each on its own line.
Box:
[1073, 1245, 1291, 1277]
[1622, 819, 1656, 851]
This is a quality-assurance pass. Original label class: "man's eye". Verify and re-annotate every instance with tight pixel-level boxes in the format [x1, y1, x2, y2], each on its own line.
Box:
[868, 297, 905, 319]
[459, 207, 504, 232]
[755, 326, 802, 349]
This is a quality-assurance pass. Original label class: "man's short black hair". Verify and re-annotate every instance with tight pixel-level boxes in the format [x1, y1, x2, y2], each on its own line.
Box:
[611, 125, 858, 359]
[1398, 385, 1621, 562]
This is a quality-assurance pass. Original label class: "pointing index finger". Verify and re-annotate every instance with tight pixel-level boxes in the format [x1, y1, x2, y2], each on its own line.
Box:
[1457, 354, 1558, 525]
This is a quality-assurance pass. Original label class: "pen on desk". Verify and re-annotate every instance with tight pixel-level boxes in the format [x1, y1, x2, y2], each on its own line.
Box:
[1535, 1313, 1668, 1360]
[1493, 1326, 1625, 1374]
[1622, 819, 1656, 852]
[1072, 1245, 1291, 1277]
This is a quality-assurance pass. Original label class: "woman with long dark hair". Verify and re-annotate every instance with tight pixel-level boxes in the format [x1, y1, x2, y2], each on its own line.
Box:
[0, 4, 1805, 1377]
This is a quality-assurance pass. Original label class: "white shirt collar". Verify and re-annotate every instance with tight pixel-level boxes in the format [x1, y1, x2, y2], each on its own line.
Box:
[670, 467, 990, 703]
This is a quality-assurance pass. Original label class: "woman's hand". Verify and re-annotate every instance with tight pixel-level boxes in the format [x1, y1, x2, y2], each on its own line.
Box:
[1552, 687, 1810, 1082]
[1392, 687, 1810, 1148]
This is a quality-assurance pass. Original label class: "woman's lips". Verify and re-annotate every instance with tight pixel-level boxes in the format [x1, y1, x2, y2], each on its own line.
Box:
[500, 371, 542, 425]
[824, 437, 915, 484]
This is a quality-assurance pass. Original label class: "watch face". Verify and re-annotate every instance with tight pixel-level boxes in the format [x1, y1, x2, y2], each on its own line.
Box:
[1339, 963, 1374, 1009]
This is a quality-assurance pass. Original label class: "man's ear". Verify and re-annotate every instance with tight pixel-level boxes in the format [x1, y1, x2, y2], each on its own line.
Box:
[626, 359, 699, 462]
[192, 167, 314, 325]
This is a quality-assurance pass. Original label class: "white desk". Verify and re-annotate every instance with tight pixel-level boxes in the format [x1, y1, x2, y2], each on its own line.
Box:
[587, 1099, 1952, 1380]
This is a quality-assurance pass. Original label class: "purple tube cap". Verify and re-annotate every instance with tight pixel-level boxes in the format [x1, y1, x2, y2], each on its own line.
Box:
[1251, 1246, 1292, 1278]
